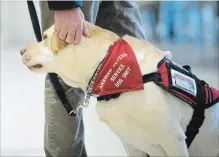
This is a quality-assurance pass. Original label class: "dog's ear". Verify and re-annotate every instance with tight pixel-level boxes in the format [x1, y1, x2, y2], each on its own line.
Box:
[50, 32, 68, 55]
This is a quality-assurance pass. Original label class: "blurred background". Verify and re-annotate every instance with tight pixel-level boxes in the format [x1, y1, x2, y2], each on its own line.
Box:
[138, 1, 219, 45]
[1, 1, 219, 156]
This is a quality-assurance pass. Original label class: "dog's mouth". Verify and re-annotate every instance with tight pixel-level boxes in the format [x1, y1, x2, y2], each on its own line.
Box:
[27, 64, 43, 69]
[30, 64, 43, 68]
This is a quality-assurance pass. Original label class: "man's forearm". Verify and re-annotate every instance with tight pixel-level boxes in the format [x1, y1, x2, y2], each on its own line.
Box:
[47, 1, 83, 11]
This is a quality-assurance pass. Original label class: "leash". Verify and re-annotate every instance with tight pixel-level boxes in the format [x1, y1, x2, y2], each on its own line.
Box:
[27, 0, 76, 116]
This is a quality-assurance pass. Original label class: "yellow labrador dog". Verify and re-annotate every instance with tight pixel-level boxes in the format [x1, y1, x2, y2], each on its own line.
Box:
[21, 22, 219, 157]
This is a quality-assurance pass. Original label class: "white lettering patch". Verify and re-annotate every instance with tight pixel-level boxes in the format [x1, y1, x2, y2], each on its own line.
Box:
[99, 69, 112, 90]
[110, 64, 125, 82]
[171, 69, 197, 96]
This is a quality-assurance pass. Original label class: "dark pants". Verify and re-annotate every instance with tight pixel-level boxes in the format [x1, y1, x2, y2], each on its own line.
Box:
[40, 1, 146, 156]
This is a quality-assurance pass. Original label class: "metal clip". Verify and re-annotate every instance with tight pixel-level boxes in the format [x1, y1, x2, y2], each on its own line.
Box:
[69, 61, 98, 117]
[69, 93, 91, 116]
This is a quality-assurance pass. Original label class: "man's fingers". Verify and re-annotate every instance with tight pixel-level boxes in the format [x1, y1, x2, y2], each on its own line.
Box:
[54, 20, 60, 32]
[65, 32, 75, 44]
[54, 25, 59, 33]
[82, 22, 90, 37]
[59, 30, 68, 40]
[73, 29, 82, 45]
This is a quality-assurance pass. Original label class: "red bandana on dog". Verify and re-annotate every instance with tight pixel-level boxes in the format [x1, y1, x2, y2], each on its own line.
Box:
[92, 39, 144, 96]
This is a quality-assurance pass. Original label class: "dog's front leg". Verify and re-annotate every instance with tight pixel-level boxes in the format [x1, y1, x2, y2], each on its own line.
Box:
[122, 142, 148, 157]
[122, 141, 168, 157]
[159, 132, 189, 156]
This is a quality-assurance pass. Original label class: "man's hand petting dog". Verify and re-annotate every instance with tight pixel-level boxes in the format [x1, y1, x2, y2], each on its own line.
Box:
[54, 8, 90, 44]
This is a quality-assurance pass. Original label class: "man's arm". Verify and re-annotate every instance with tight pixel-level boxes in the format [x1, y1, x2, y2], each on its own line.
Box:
[47, 1, 83, 11]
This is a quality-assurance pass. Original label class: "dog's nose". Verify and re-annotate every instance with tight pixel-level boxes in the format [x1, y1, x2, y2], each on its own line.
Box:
[20, 48, 26, 55]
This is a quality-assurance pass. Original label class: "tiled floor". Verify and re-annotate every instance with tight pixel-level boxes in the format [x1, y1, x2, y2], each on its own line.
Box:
[1, 43, 218, 156]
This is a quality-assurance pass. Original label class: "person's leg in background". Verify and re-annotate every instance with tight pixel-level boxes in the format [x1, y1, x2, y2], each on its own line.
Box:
[40, 1, 86, 155]
[95, 1, 147, 40]
[39, 1, 101, 156]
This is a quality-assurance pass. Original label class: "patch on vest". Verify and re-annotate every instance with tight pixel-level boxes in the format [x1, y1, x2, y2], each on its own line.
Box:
[171, 69, 197, 96]
[92, 39, 144, 96]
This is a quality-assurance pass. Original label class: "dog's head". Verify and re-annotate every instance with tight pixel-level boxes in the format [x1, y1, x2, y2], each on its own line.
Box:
[20, 22, 119, 88]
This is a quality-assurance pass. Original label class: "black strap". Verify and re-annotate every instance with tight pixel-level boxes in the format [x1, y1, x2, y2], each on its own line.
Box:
[48, 73, 75, 116]
[185, 80, 206, 148]
[185, 108, 205, 148]
[97, 72, 162, 101]
[142, 72, 162, 83]
[97, 93, 121, 101]
[27, 1, 74, 116]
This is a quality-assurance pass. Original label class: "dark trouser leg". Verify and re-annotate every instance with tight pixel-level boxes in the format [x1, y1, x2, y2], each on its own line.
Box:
[95, 1, 147, 40]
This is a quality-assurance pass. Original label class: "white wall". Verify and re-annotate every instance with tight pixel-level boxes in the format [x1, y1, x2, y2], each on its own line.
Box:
[1, 1, 41, 49]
